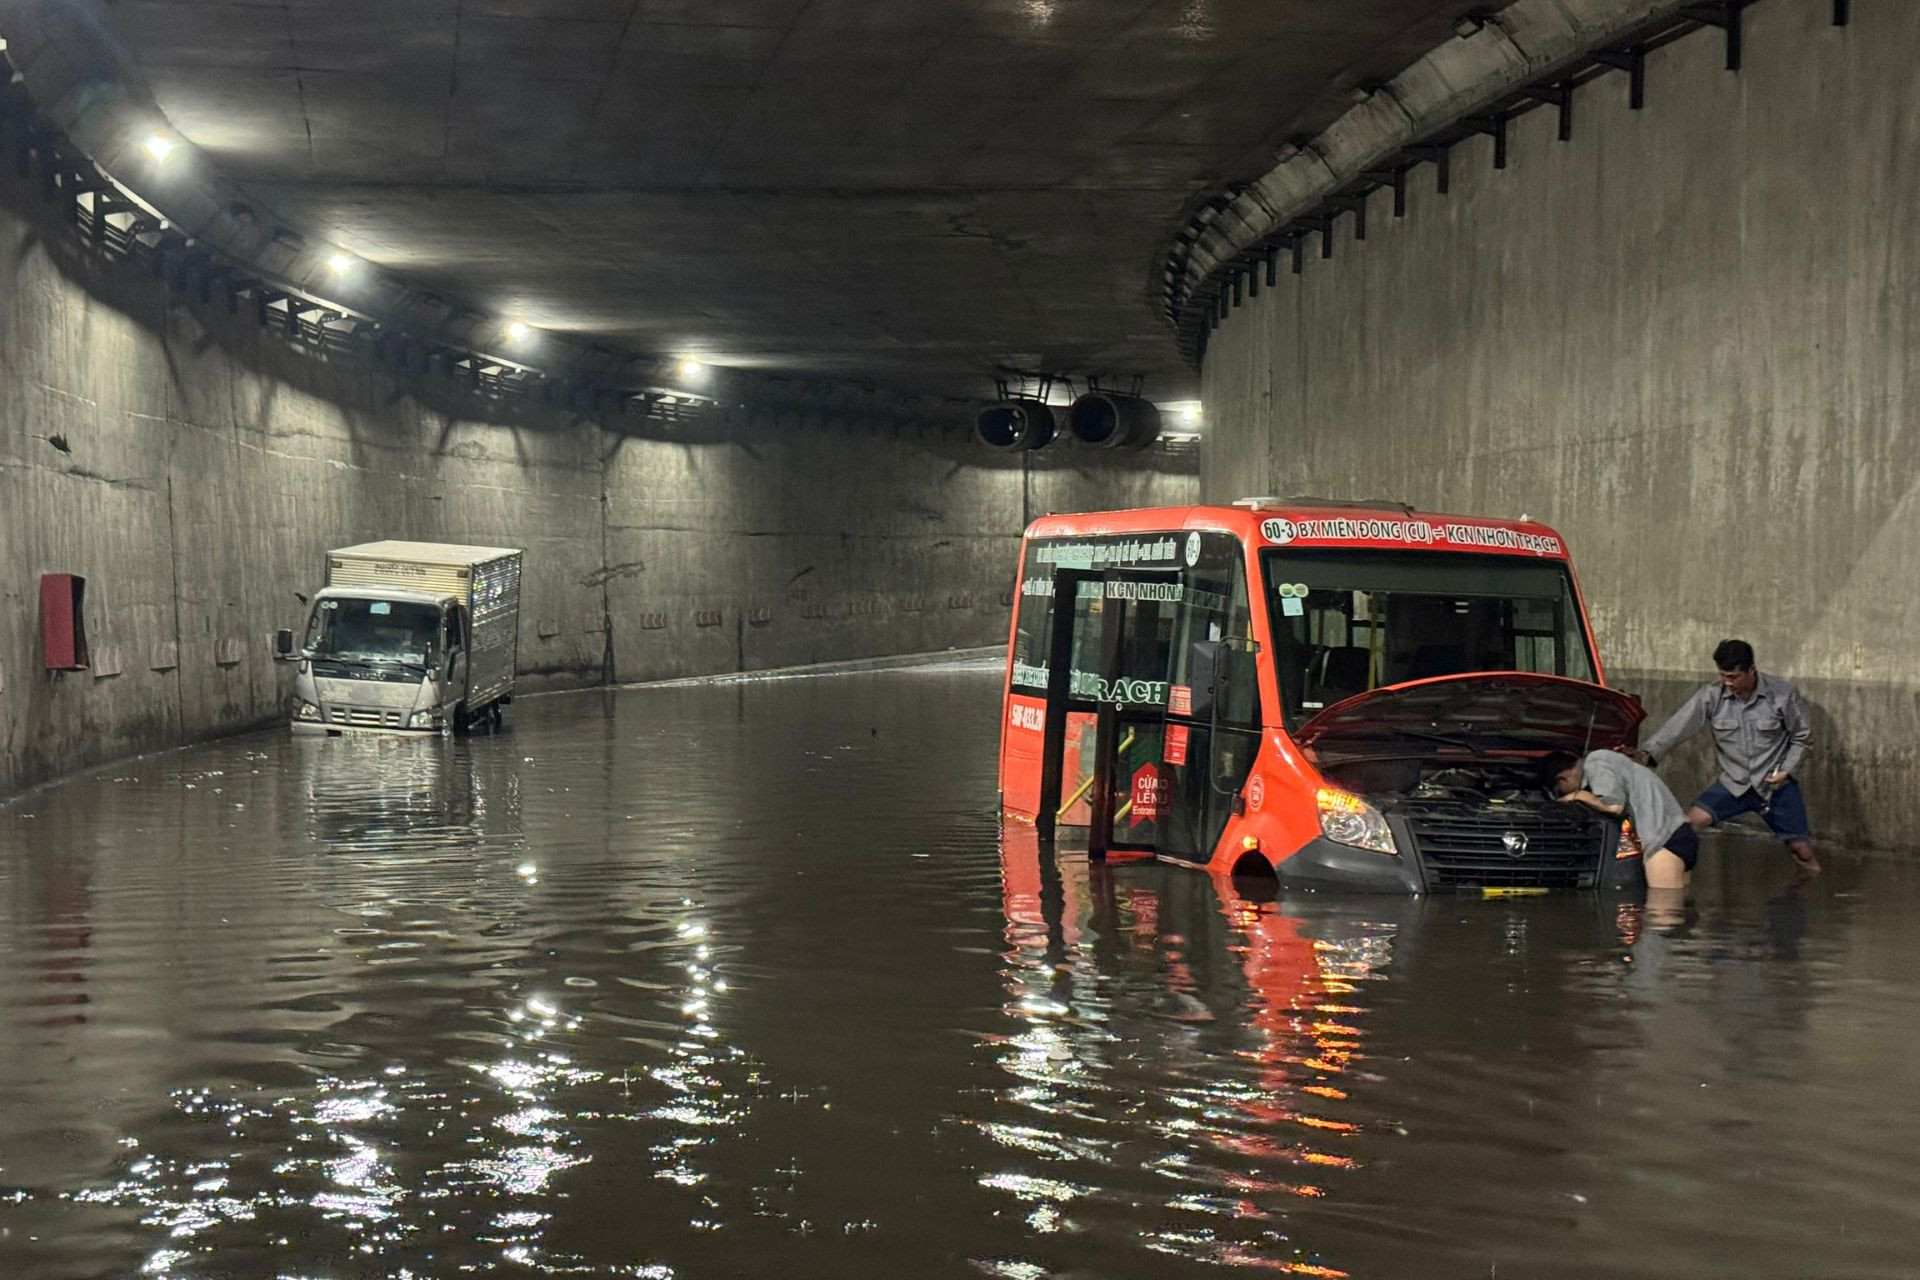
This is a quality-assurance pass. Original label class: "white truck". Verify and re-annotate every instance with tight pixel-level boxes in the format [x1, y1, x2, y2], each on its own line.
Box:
[277, 541, 524, 735]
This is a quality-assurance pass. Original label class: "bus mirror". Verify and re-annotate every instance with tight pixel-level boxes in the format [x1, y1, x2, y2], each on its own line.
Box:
[273, 628, 296, 658]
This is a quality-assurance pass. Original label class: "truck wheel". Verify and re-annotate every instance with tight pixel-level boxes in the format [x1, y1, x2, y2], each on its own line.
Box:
[489, 703, 504, 730]
[452, 703, 470, 735]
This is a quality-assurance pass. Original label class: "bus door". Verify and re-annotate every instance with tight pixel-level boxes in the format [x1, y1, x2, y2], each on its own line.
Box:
[1157, 629, 1262, 865]
[1083, 570, 1260, 865]
[1036, 567, 1174, 850]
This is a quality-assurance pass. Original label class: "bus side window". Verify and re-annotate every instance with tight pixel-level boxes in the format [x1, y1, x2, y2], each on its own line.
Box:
[1009, 546, 1057, 691]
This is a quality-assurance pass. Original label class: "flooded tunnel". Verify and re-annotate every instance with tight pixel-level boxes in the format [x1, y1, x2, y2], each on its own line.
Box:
[7, 0, 1920, 1275]
[7, 661, 1919, 1279]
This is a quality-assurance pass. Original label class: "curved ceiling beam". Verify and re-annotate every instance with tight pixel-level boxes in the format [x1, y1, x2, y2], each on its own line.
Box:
[1155, 0, 1700, 363]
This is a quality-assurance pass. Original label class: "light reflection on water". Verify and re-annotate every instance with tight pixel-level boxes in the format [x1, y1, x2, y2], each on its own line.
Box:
[3, 659, 1920, 1278]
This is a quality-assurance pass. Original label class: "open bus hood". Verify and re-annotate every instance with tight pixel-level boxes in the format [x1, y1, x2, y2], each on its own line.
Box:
[1295, 672, 1644, 759]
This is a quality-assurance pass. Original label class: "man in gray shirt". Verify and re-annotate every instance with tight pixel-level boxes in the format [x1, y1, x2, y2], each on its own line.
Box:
[1548, 749, 1699, 889]
[1628, 638, 1817, 874]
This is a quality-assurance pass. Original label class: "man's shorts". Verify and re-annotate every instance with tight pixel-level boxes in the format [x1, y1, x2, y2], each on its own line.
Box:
[1658, 822, 1701, 870]
[1694, 778, 1813, 841]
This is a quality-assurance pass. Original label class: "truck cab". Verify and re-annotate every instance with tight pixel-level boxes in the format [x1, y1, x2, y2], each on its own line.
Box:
[289, 588, 466, 733]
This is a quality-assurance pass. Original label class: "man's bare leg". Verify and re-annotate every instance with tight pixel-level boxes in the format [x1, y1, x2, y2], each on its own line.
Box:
[1686, 806, 1713, 832]
[1646, 848, 1690, 890]
[1787, 838, 1820, 875]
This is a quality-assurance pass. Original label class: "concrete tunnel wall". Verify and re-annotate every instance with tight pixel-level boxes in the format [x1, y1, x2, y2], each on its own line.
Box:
[0, 178, 1196, 801]
[1200, 0, 1918, 850]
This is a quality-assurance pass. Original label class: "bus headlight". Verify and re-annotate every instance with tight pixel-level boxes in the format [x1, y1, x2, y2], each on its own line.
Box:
[1317, 787, 1397, 856]
[295, 701, 321, 722]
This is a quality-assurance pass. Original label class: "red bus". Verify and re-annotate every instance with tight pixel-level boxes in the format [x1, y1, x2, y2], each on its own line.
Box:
[998, 500, 1646, 893]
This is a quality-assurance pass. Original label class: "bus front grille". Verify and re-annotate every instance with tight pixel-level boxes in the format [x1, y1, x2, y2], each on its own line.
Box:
[1405, 808, 1608, 890]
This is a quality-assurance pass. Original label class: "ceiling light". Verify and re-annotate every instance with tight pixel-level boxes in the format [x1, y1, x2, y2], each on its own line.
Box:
[1181, 405, 1201, 425]
[678, 358, 706, 380]
[325, 251, 352, 275]
[505, 321, 531, 343]
[141, 133, 176, 163]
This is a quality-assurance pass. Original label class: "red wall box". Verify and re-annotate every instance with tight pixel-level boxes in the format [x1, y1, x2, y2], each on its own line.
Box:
[40, 574, 89, 670]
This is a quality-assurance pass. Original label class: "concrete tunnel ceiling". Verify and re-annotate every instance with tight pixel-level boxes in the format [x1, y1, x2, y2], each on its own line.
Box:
[5, 0, 1514, 408]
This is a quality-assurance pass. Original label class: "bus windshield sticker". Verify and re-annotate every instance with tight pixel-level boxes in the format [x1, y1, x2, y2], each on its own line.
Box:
[1033, 537, 1182, 569]
[1102, 580, 1227, 612]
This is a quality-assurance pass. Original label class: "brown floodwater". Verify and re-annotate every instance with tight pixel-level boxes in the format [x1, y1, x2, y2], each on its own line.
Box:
[2, 657, 1917, 1279]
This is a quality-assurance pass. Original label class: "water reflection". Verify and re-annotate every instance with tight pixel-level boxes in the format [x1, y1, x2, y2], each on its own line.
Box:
[981, 825, 1404, 1277]
[3, 661, 1920, 1279]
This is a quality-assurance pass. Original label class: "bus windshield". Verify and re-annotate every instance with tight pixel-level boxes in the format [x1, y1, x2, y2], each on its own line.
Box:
[1262, 550, 1597, 731]
[306, 597, 441, 669]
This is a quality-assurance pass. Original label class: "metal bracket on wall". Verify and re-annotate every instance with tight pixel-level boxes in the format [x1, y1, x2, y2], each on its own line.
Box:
[1592, 46, 1648, 108]
[1407, 143, 1452, 194]
[1313, 213, 1337, 259]
[1523, 84, 1574, 142]
[1364, 167, 1409, 218]
[1680, 2, 1746, 71]
[1462, 114, 1508, 169]
[90, 194, 134, 243]
[1330, 193, 1368, 241]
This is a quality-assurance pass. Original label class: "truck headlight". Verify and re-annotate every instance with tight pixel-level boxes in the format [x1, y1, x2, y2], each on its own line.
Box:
[408, 710, 442, 729]
[295, 701, 321, 722]
[1316, 787, 1397, 856]
[1616, 819, 1644, 859]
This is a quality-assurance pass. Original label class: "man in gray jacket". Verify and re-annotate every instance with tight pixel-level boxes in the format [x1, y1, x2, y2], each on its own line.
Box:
[1627, 639, 1817, 874]
[1550, 749, 1699, 890]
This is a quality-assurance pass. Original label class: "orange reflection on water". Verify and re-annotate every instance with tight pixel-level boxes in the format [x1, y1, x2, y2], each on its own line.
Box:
[991, 823, 1396, 1279]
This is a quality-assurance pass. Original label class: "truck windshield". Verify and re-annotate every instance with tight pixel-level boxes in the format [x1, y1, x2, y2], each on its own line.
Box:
[306, 597, 440, 668]
[1263, 550, 1597, 730]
